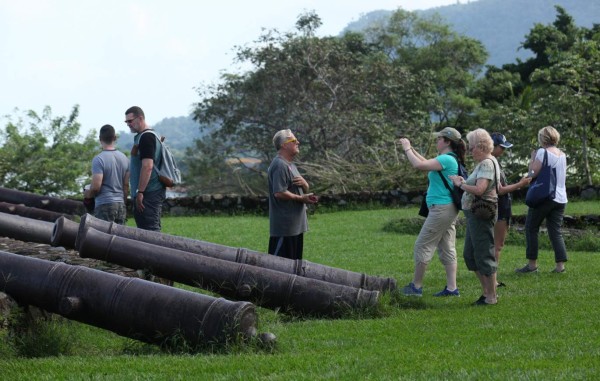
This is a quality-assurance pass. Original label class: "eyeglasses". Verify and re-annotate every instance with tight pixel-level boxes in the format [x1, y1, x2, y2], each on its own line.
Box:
[125, 116, 139, 124]
[284, 137, 299, 144]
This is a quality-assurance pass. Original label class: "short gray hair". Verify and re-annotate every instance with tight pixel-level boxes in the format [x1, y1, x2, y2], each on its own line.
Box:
[273, 129, 292, 150]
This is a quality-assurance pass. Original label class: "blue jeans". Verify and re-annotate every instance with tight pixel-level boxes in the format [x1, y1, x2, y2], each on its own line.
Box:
[133, 188, 166, 231]
[525, 200, 568, 263]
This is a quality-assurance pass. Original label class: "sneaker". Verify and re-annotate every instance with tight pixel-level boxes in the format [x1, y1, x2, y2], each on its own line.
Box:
[551, 268, 565, 273]
[474, 298, 491, 306]
[402, 282, 423, 297]
[515, 264, 538, 273]
[433, 286, 460, 297]
[496, 282, 506, 288]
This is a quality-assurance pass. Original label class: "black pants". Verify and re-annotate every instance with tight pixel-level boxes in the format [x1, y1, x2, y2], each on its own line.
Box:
[268, 234, 304, 260]
[525, 200, 568, 263]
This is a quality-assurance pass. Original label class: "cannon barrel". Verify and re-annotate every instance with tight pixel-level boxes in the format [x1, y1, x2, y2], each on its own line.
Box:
[0, 211, 54, 244]
[0, 250, 257, 346]
[0, 187, 85, 216]
[59, 214, 396, 292]
[77, 226, 379, 316]
[51, 216, 80, 249]
[0, 201, 69, 222]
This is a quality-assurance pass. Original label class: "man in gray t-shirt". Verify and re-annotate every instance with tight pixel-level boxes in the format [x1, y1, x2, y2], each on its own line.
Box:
[267, 129, 318, 260]
[84, 124, 129, 224]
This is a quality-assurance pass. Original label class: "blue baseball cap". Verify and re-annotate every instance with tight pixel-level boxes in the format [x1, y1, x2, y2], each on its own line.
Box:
[491, 132, 513, 148]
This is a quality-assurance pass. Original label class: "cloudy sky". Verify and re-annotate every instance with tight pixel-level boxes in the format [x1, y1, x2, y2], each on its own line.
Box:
[0, 0, 470, 135]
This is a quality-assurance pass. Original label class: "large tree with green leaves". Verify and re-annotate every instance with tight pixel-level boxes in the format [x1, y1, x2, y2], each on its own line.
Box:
[364, 9, 488, 130]
[0, 106, 98, 197]
[478, 7, 600, 186]
[190, 10, 488, 194]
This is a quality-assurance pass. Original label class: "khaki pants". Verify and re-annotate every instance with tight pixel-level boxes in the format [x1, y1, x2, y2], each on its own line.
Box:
[414, 203, 458, 266]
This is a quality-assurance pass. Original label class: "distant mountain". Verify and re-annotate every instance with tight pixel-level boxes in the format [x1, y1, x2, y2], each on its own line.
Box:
[138, 0, 598, 154]
[343, 0, 600, 67]
[115, 115, 204, 154]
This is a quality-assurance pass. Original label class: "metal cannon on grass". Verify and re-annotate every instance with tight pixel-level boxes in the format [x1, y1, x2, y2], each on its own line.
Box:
[0, 187, 84, 216]
[0, 201, 68, 222]
[0, 250, 258, 347]
[52, 214, 396, 292]
[76, 225, 379, 317]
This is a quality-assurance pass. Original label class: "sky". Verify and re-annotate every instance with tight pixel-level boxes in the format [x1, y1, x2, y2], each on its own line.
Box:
[0, 0, 467, 135]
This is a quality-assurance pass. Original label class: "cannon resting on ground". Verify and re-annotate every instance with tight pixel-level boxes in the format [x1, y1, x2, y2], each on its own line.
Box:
[0, 186, 85, 216]
[0, 211, 54, 244]
[76, 225, 379, 317]
[0, 201, 69, 222]
[0, 250, 259, 347]
[52, 214, 396, 292]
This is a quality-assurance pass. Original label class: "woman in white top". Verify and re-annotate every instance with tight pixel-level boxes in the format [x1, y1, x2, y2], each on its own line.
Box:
[516, 126, 568, 274]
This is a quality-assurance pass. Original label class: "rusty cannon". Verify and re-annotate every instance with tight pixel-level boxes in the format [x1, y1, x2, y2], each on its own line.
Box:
[0, 211, 54, 244]
[0, 187, 85, 216]
[53, 214, 396, 292]
[0, 250, 258, 346]
[76, 225, 379, 317]
[0, 201, 70, 222]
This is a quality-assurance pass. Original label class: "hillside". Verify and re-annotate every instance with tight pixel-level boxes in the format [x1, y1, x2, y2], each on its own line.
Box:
[343, 0, 600, 67]
[115, 115, 203, 153]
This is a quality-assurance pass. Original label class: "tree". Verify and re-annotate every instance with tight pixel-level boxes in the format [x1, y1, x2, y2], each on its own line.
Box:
[364, 9, 488, 129]
[528, 34, 600, 186]
[0, 106, 98, 197]
[191, 10, 488, 194]
[480, 7, 600, 186]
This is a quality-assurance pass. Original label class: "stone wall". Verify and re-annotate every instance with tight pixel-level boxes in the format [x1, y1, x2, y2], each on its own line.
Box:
[161, 186, 600, 216]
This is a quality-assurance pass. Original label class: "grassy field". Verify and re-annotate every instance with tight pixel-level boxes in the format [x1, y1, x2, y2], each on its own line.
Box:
[1, 201, 599, 380]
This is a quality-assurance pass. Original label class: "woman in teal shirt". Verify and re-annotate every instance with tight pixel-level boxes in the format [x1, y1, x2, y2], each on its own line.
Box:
[399, 127, 467, 297]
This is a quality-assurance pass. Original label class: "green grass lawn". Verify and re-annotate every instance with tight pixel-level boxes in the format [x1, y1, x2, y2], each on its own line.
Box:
[2, 201, 599, 380]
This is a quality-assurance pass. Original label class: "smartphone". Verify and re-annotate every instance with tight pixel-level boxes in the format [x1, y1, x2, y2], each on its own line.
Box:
[526, 170, 535, 178]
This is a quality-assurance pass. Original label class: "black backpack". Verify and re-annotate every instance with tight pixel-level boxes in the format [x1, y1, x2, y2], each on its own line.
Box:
[438, 152, 468, 210]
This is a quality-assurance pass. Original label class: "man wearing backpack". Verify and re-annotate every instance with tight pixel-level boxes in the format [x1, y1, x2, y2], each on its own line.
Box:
[125, 106, 165, 231]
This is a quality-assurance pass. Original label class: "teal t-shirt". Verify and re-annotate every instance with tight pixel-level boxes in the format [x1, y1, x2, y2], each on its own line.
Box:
[426, 153, 459, 207]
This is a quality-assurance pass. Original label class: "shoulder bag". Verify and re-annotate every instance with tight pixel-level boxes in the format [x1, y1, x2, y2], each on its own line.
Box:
[470, 159, 499, 220]
[525, 149, 557, 208]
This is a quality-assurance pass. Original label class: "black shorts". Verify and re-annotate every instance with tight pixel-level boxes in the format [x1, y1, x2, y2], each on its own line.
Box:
[497, 194, 512, 225]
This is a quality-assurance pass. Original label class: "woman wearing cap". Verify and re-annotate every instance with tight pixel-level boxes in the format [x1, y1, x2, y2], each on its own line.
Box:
[516, 126, 568, 274]
[490, 132, 532, 286]
[399, 127, 467, 297]
[450, 129, 500, 306]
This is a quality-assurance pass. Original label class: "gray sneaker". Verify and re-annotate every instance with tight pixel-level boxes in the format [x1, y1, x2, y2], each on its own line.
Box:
[402, 282, 423, 297]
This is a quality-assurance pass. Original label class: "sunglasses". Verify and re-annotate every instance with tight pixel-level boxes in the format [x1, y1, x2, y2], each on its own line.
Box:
[125, 116, 139, 124]
[284, 137, 299, 144]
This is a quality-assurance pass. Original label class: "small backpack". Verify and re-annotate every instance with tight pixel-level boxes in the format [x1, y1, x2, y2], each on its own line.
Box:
[140, 130, 182, 187]
[438, 152, 468, 210]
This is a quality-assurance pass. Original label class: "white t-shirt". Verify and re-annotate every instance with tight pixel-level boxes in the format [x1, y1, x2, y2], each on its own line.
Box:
[535, 148, 568, 204]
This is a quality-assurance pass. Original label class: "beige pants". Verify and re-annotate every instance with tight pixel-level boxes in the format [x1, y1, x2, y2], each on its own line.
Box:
[414, 203, 458, 266]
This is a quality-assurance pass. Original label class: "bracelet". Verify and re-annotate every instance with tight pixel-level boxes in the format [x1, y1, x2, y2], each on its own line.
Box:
[404, 148, 412, 153]
[137, 190, 145, 195]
